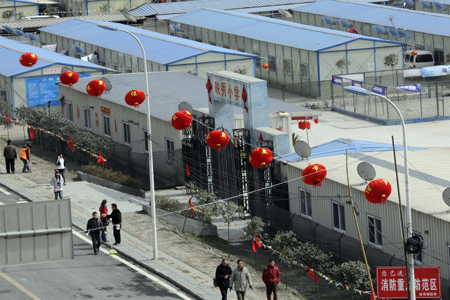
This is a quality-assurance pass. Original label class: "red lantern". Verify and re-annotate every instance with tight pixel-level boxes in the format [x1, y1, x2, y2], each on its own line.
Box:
[302, 164, 327, 187]
[59, 71, 79, 88]
[206, 130, 229, 151]
[20, 52, 38, 67]
[348, 28, 358, 34]
[125, 90, 145, 107]
[314, 117, 319, 124]
[171, 110, 193, 130]
[365, 179, 392, 204]
[262, 64, 269, 70]
[298, 121, 306, 130]
[86, 79, 106, 97]
[306, 122, 311, 130]
[411, 50, 418, 57]
[249, 147, 273, 168]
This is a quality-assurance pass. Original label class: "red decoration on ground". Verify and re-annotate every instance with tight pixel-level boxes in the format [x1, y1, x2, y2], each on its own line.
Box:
[302, 164, 327, 187]
[249, 147, 273, 168]
[20, 52, 38, 67]
[60, 71, 79, 88]
[206, 130, 229, 151]
[262, 64, 269, 70]
[97, 153, 105, 166]
[171, 110, 193, 130]
[365, 179, 391, 204]
[86, 79, 106, 97]
[125, 90, 145, 107]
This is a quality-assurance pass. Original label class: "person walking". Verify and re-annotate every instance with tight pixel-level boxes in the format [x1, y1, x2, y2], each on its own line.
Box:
[3, 140, 17, 174]
[49, 170, 64, 199]
[230, 260, 253, 300]
[19, 143, 31, 173]
[86, 212, 104, 255]
[262, 259, 280, 300]
[99, 199, 109, 243]
[216, 259, 232, 300]
[56, 153, 66, 184]
[107, 203, 122, 245]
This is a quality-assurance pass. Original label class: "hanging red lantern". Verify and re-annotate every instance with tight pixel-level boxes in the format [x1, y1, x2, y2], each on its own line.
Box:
[59, 71, 80, 88]
[262, 64, 269, 70]
[206, 130, 229, 151]
[125, 90, 145, 107]
[348, 28, 358, 34]
[86, 79, 106, 97]
[171, 110, 193, 130]
[306, 122, 311, 130]
[20, 52, 38, 67]
[302, 164, 327, 187]
[249, 147, 273, 168]
[314, 117, 319, 124]
[411, 50, 418, 57]
[298, 121, 306, 130]
[365, 179, 392, 204]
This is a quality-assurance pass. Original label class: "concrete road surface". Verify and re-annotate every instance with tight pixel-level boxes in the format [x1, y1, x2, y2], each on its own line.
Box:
[0, 183, 28, 205]
[0, 234, 192, 300]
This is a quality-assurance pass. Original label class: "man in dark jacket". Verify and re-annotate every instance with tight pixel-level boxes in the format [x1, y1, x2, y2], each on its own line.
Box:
[86, 212, 104, 255]
[262, 259, 280, 300]
[216, 259, 232, 300]
[107, 203, 122, 245]
[3, 140, 17, 174]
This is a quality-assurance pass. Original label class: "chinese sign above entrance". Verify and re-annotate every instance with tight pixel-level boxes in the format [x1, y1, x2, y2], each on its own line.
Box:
[376, 266, 441, 299]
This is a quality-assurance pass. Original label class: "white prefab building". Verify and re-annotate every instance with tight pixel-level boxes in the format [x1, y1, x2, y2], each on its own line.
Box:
[170, 9, 405, 98]
[0, 0, 58, 21]
[292, 0, 450, 65]
[39, 19, 257, 78]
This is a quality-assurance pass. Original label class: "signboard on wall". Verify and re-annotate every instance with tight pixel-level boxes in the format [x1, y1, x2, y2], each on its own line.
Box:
[26, 73, 91, 107]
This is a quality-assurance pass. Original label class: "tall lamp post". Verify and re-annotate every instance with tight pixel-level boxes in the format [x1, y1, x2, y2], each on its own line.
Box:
[98, 24, 158, 260]
[344, 86, 414, 299]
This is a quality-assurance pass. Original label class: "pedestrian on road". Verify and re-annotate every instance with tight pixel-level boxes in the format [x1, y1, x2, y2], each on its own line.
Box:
[19, 143, 31, 173]
[50, 170, 64, 199]
[262, 259, 280, 300]
[86, 212, 104, 255]
[99, 199, 109, 243]
[56, 153, 66, 184]
[230, 259, 253, 300]
[107, 203, 122, 245]
[3, 140, 17, 174]
[216, 258, 233, 300]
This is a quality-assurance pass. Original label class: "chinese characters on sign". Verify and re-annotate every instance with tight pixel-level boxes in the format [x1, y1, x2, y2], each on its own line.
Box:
[101, 106, 111, 115]
[212, 78, 245, 107]
[376, 266, 441, 299]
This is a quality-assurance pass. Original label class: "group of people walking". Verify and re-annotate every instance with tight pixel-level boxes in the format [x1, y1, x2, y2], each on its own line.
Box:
[3, 140, 32, 174]
[86, 199, 122, 255]
[216, 258, 280, 300]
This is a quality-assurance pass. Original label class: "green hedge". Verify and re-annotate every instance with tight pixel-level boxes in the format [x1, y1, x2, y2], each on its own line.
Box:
[81, 164, 142, 190]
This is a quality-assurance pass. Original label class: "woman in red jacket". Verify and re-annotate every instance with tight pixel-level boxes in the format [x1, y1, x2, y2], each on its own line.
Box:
[99, 199, 109, 242]
[262, 259, 280, 300]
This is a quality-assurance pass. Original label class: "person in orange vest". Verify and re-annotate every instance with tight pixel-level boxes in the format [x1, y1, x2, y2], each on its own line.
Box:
[19, 143, 31, 173]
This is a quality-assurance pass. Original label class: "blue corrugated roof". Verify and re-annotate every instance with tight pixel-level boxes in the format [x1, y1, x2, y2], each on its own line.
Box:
[0, 36, 108, 77]
[39, 19, 257, 65]
[130, 0, 314, 16]
[279, 138, 425, 161]
[292, 0, 450, 37]
[170, 9, 404, 52]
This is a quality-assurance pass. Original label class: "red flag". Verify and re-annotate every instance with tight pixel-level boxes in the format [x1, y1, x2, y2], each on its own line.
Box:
[188, 197, 196, 214]
[259, 133, 263, 141]
[68, 137, 74, 152]
[30, 125, 34, 140]
[255, 235, 263, 248]
[186, 159, 190, 176]
[5, 113, 11, 123]
[252, 240, 256, 252]
[307, 264, 319, 283]
[97, 153, 105, 166]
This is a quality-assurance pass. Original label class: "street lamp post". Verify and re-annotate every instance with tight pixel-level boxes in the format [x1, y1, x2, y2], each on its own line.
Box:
[344, 86, 414, 300]
[98, 24, 158, 260]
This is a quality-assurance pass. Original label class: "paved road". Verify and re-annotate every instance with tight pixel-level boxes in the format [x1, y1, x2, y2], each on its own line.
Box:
[0, 182, 28, 205]
[0, 234, 192, 300]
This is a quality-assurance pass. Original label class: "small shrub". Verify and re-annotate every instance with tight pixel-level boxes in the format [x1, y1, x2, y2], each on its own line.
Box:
[81, 164, 142, 190]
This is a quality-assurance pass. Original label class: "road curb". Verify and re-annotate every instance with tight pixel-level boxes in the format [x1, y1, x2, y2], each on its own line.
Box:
[71, 223, 205, 300]
[0, 177, 32, 202]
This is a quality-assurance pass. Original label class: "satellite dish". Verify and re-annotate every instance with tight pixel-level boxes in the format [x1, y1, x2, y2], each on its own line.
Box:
[169, 24, 184, 32]
[357, 162, 376, 182]
[25, 32, 40, 42]
[419, 0, 432, 8]
[178, 101, 193, 112]
[442, 188, 450, 207]
[321, 16, 336, 25]
[372, 25, 387, 35]
[387, 27, 400, 37]
[396, 29, 411, 39]
[278, 9, 292, 18]
[404, 0, 414, 5]
[3, 25, 14, 34]
[72, 44, 85, 54]
[294, 141, 311, 160]
[61, 66, 71, 73]
[123, 12, 137, 23]
[338, 18, 353, 28]
[432, 1, 447, 10]
[100, 77, 112, 92]
[13, 28, 25, 37]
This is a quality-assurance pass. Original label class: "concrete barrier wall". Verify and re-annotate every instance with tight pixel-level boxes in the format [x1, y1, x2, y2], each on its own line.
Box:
[77, 171, 146, 198]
